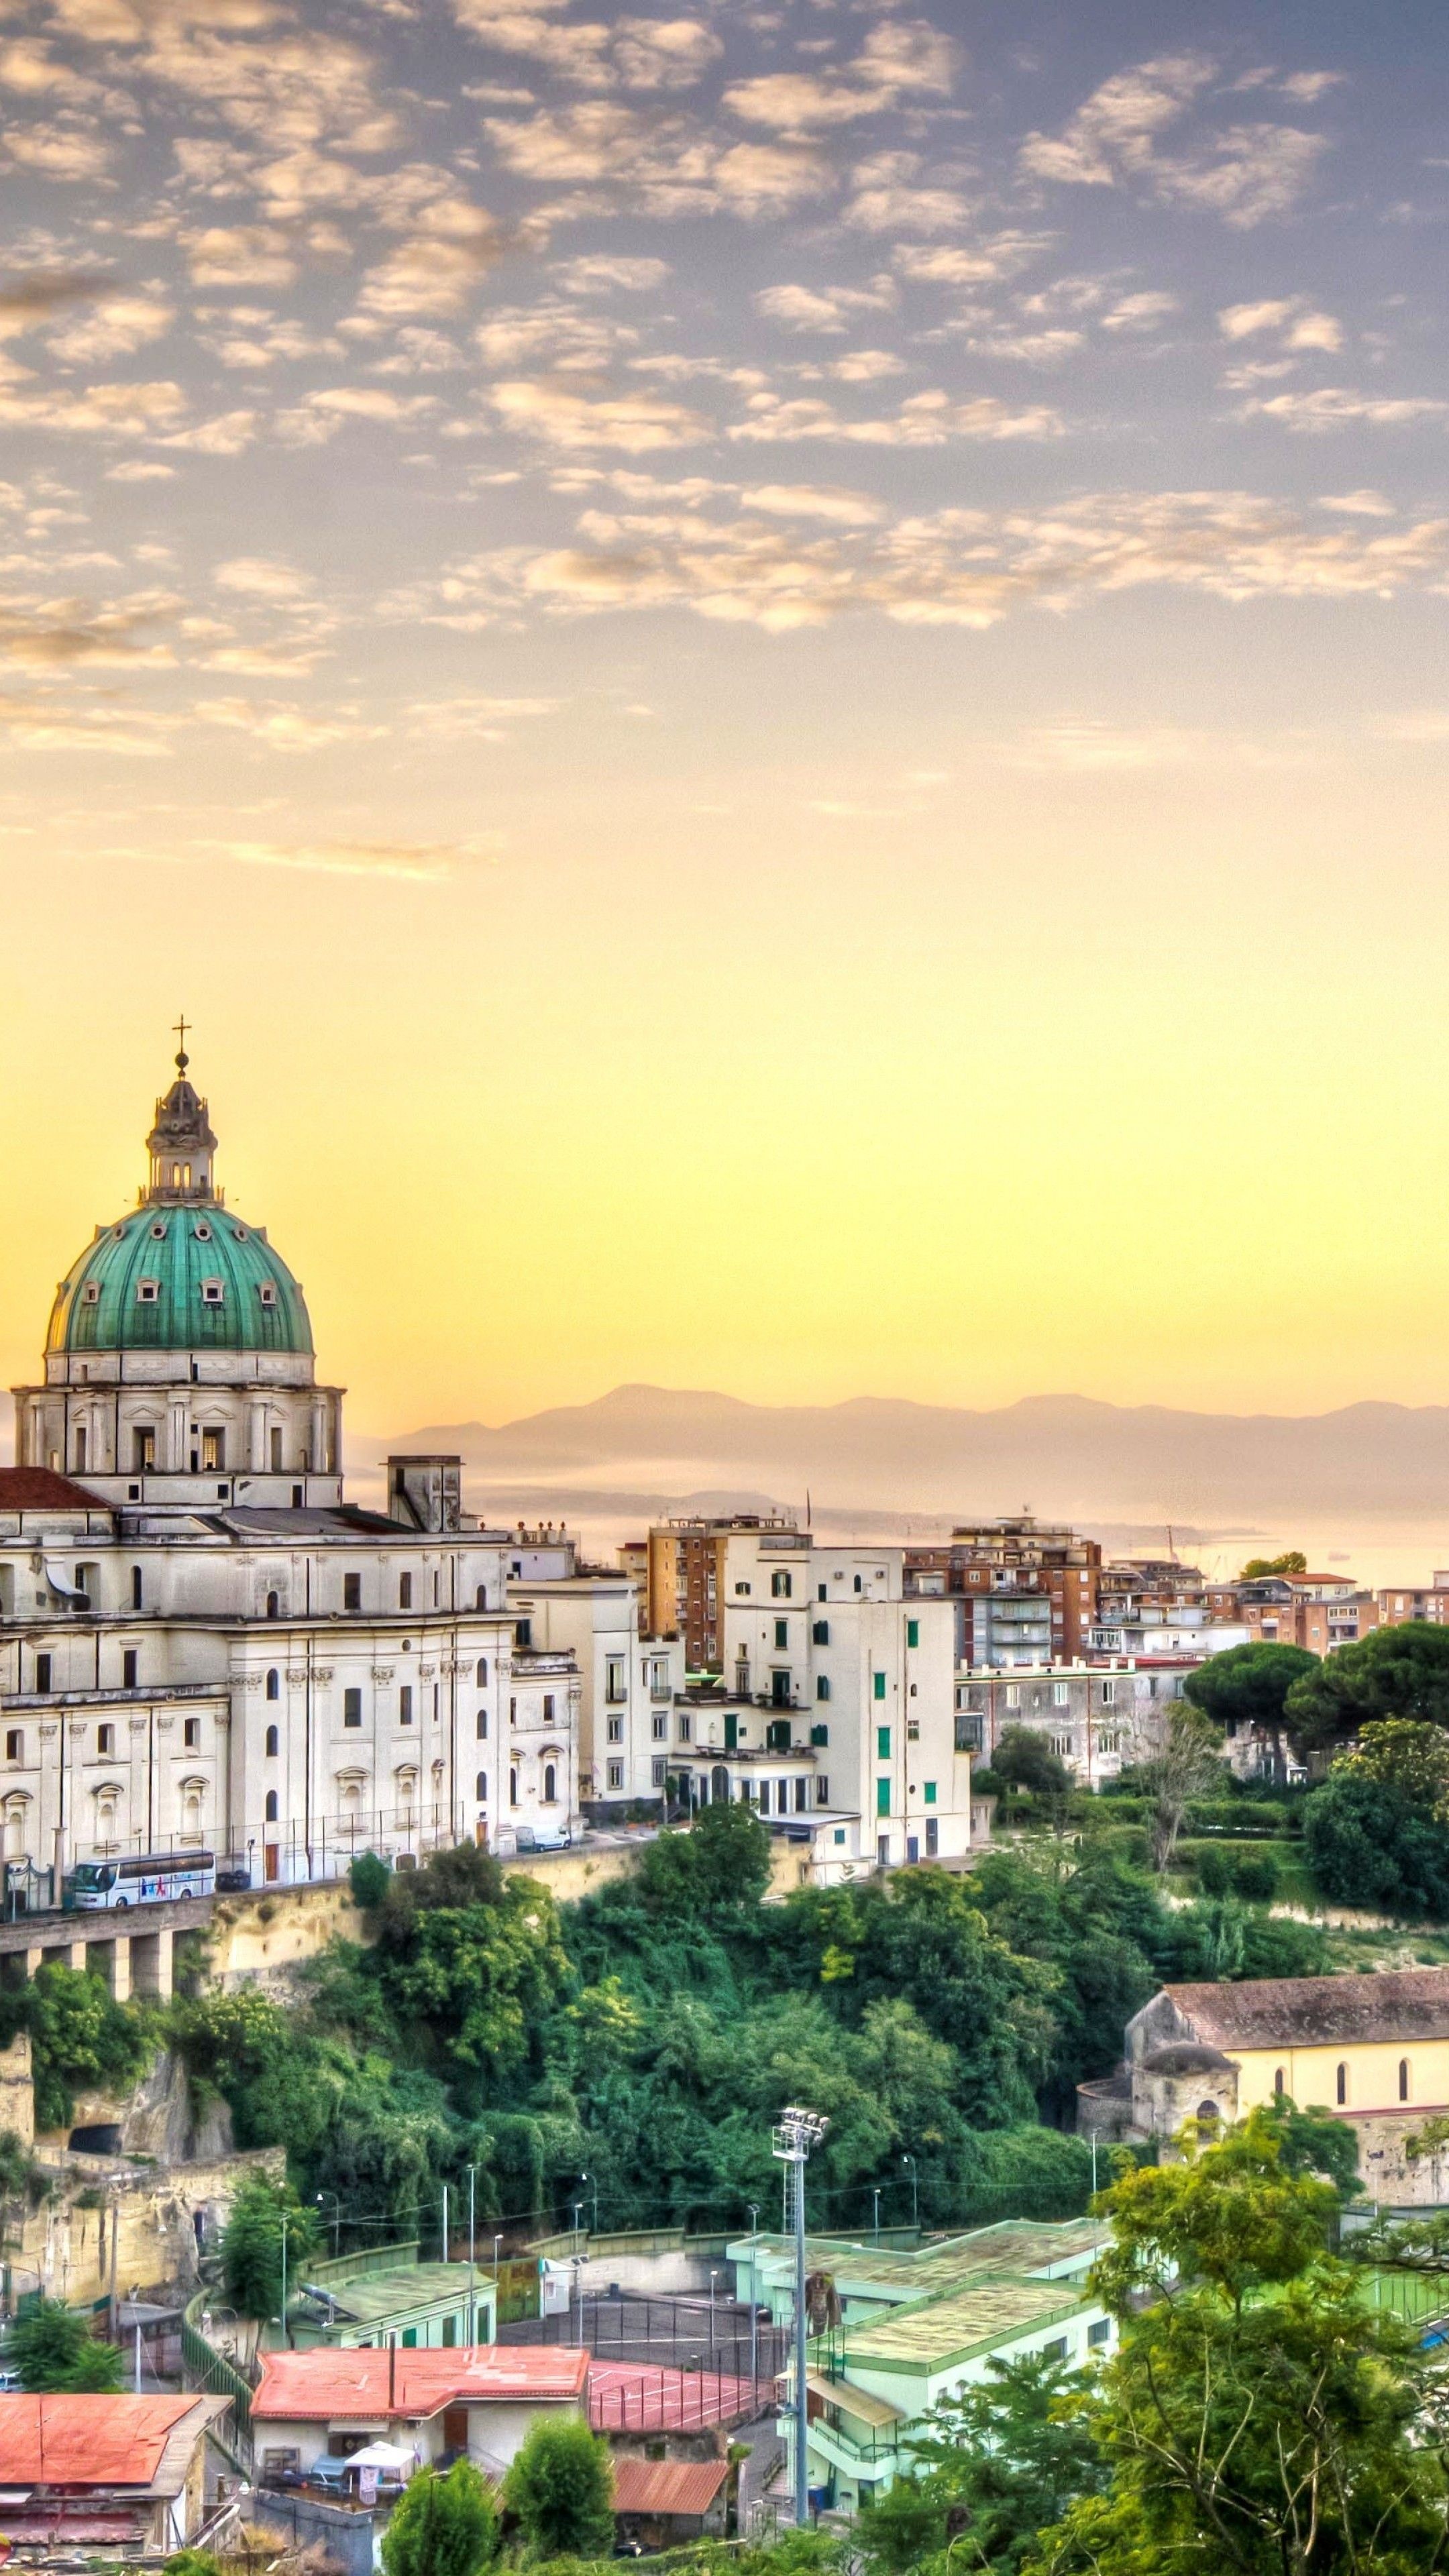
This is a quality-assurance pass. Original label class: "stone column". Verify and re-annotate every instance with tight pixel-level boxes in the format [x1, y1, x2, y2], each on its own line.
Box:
[105, 1936, 131, 2003]
[130, 1925, 172, 2001]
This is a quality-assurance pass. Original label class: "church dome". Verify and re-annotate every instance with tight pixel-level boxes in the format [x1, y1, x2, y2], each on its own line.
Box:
[46, 1042, 314, 1358]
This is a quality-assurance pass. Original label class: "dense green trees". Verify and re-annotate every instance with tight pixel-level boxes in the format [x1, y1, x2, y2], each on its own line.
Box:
[0, 1962, 154, 2131]
[1030, 2108, 1447, 2576]
[10, 2298, 123, 2392]
[1287, 1619, 1449, 1758]
[858, 2353, 1107, 2576]
[1183, 1643, 1317, 1786]
[502, 2419, 614, 2559]
[383, 2459, 499, 2576]
[220, 2172, 320, 2320]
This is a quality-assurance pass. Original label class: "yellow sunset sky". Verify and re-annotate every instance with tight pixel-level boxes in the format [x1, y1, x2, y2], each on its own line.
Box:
[3, 0, 1448, 1435]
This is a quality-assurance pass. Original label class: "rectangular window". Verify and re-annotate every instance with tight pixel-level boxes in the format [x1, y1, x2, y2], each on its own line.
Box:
[344, 1573, 362, 1612]
[877, 1726, 890, 1761]
[344, 1688, 362, 1727]
[652, 1713, 667, 1740]
[906, 1618, 920, 1648]
[607, 1716, 623, 1743]
[795, 1778, 808, 1813]
[1053, 1680, 1069, 1705]
[876, 1778, 891, 1817]
[1042, 2338, 1069, 2363]
[606, 1658, 626, 1702]
[399, 1686, 414, 1725]
[607, 1760, 625, 1790]
[515, 1617, 531, 1648]
[677, 1714, 691, 1743]
[201, 1428, 225, 1472]
[873, 1672, 886, 1701]
[131, 1567, 143, 1611]
[122, 1649, 138, 1689]
[543, 1693, 555, 1723]
[1088, 2318, 1111, 2347]
[924, 1780, 936, 1804]
[399, 1574, 413, 1611]
[834, 1827, 845, 1846]
[35, 1654, 51, 1693]
[184, 1717, 201, 1749]
[774, 1619, 789, 1650]
[651, 1757, 666, 1787]
[4, 1732, 19, 1762]
[812, 1620, 829, 1646]
[816, 1777, 829, 1805]
[907, 1718, 920, 1741]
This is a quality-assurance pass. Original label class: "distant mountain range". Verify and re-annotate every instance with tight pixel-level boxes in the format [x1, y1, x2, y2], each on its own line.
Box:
[358, 1383, 1449, 1535]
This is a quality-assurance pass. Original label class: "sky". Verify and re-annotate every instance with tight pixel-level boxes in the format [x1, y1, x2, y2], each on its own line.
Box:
[3, 0, 1449, 1434]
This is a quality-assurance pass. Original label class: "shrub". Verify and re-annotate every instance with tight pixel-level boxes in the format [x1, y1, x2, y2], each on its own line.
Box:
[502, 2417, 614, 2559]
[382, 2459, 498, 2576]
[348, 1850, 391, 1910]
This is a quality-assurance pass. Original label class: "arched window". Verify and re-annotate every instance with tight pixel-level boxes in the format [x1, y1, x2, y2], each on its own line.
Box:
[476, 1710, 488, 1740]
[771, 1570, 791, 1599]
[264, 1789, 279, 1823]
[476, 1585, 488, 1611]
[265, 1668, 280, 1701]
[508, 1767, 518, 1807]
[1400, 2059, 1411, 2102]
[476, 1771, 488, 1803]
[710, 1764, 730, 1803]
[1196, 2100, 1220, 2125]
[543, 1763, 557, 1804]
[476, 1658, 488, 1685]
[1336, 2063, 1348, 2106]
[265, 1725, 279, 1758]
[266, 1591, 280, 1619]
[1273, 2068, 1285, 2096]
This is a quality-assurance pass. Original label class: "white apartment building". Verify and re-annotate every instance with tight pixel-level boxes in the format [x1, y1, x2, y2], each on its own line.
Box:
[955, 1660, 1189, 1789]
[687, 1527, 973, 1873]
[0, 1051, 582, 1890]
[505, 1563, 683, 1812]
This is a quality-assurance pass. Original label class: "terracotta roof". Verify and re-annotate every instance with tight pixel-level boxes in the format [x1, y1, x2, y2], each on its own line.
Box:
[253, 2346, 590, 2422]
[1167, 1967, 1449, 2051]
[0, 1470, 110, 1514]
[611, 2457, 729, 2518]
[0, 2396, 209, 2490]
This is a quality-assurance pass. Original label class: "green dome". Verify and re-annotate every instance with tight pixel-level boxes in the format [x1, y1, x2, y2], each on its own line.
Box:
[49, 1207, 313, 1357]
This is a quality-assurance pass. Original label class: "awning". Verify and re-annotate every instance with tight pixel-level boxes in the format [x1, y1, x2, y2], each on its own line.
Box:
[43, 1562, 88, 1601]
[805, 2373, 902, 2428]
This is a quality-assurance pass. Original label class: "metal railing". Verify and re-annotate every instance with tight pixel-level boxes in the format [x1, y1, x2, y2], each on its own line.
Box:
[182, 2288, 255, 2471]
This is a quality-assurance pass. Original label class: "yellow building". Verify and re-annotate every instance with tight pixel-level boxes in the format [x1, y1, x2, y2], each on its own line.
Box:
[1081, 1967, 1449, 2206]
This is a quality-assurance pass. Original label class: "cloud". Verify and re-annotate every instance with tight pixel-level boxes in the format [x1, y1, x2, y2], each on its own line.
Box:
[1242, 386, 1446, 431]
[484, 103, 829, 217]
[489, 376, 709, 450]
[356, 200, 504, 319]
[474, 299, 634, 370]
[1219, 296, 1342, 351]
[0, 270, 107, 338]
[612, 18, 720, 91]
[0, 377, 190, 437]
[893, 235, 1053, 284]
[553, 254, 669, 294]
[182, 225, 300, 287]
[0, 585, 180, 667]
[843, 152, 972, 233]
[724, 20, 956, 136]
[48, 292, 175, 364]
[214, 555, 313, 597]
[396, 487, 1449, 638]
[755, 276, 898, 334]
[1101, 290, 1179, 331]
[1318, 489, 1395, 517]
[2, 118, 110, 180]
[729, 389, 1063, 445]
[1020, 54, 1328, 227]
[0, 693, 175, 754]
[405, 692, 559, 735]
[743, 483, 885, 525]
[195, 694, 384, 747]
[205, 834, 491, 878]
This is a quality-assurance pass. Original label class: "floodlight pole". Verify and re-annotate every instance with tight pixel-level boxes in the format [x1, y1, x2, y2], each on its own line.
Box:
[773, 2106, 829, 2530]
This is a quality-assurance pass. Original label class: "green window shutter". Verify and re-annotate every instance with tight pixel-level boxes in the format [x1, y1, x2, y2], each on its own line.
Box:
[876, 1778, 891, 1817]
[877, 1726, 890, 1762]
[924, 1781, 936, 1805]
[906, 1619, 920, 1648]
[873, 1672, 886, 1701]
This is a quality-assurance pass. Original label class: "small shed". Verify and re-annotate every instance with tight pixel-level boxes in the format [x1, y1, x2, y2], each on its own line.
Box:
[611, 2454, 729, 2546]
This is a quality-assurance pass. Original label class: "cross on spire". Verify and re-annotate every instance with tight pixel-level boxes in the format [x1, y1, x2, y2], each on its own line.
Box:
[173, 1013, 190, 1072]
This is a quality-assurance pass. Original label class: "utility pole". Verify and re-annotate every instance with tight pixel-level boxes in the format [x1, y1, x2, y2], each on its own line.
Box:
[871, 2187, 881, 2242]
[902, 2153, 918, 2233]
[747, 2204, 759, 2396]
[467, 2165, 478, 2344]
[441, 2182, 449, 2265]
[280, 2210, 288, 2348]
[773, 2105, 829, 2529]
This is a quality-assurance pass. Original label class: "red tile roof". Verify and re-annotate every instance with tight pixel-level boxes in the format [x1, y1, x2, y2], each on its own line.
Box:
[611, 2457, 729, 2518]
[253, 2347, 590, 2422]
[0, 1470, 110, 1513]
[0, 2396, 200, 2488]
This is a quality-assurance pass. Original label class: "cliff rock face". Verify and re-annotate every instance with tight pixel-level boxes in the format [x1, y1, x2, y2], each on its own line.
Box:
[58, 2048, 234, 2162]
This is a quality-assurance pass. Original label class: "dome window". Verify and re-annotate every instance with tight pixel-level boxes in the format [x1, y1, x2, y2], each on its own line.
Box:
[232, 1227, 248, 1242]
[258, 1283, 278, 1309]
[194, 1222, 213, 1242]
[150, 1222, 166, 1241]
[200, 1279, 225, 1305]
[82, 1283, 100, 1307]
[136, 1279, 160, 1305]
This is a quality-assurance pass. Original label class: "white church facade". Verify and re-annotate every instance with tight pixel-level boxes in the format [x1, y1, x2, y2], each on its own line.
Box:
[1, 1050, 582, 1888]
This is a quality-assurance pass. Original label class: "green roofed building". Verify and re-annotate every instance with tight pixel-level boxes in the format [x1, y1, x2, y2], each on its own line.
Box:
[284, 2247, 500, 2353]
[726, 2218, 1116, 2520]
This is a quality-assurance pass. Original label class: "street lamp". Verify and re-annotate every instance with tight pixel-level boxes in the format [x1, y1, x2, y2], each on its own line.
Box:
[871, 2187, 881, 2242]
[315, 2192, 341, 2258]
[772, 2104, 830, 2530]
[466, 2165, 480, 2343]
[902, 2152, 918, 2232]
[747, 2204, 760, 2394]
[708, 2269, 719, 2353]
[579, 2170, 599, 2237]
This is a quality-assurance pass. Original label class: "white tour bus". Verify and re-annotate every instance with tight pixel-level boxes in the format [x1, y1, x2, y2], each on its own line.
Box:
[67, 1852, 216, 1910]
